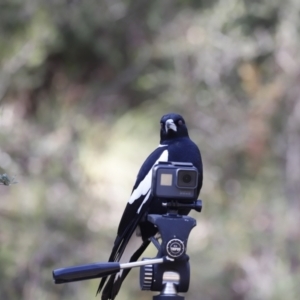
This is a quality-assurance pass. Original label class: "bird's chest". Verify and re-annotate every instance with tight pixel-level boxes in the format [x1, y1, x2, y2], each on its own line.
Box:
[168, 142, 195, 162]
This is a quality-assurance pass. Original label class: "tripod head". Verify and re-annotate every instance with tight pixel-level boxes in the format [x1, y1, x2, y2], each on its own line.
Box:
[53, 199, 202, 299]
[139, 210, 199, 300]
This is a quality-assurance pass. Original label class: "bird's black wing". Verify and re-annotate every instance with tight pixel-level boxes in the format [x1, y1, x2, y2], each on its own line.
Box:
[97, 145, 169, 298]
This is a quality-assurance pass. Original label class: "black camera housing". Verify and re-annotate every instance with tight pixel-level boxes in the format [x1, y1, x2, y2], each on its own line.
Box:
[151, 161, 199, 201]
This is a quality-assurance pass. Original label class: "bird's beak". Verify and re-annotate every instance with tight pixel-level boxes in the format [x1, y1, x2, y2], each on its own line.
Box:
[165, 119, 177, 132]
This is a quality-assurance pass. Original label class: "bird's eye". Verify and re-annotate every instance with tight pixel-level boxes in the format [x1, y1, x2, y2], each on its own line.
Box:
[178, 120, 183, 125]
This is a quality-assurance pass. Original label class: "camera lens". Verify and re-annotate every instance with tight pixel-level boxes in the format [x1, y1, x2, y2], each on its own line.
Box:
[182, 174, 192, 183]
[177, 169, 197, 189]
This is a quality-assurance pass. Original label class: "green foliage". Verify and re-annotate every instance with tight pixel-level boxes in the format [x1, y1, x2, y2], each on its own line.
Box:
[1, 0, 300, 299]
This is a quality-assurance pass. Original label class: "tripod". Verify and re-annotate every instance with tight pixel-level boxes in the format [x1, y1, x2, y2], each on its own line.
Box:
[53, 200, 202, 300]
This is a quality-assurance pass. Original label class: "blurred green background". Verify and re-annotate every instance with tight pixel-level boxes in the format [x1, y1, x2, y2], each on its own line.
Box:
[0, 0, 300, 299]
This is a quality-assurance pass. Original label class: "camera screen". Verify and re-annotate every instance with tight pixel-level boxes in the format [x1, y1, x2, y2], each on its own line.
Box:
[160, 173, 173, 186]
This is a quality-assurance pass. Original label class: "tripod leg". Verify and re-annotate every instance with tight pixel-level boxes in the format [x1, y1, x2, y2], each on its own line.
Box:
[150, 236, 161, 251]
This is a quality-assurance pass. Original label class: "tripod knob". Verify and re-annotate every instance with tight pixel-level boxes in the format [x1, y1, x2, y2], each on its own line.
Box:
[140, 259, 154, 290]
[166, 239, 185, 258]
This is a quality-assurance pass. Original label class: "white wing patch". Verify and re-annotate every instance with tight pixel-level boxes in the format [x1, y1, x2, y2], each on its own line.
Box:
[128, 149, 169, 205]
[137, 189, 151, 214]
[158, 144, 168, 147]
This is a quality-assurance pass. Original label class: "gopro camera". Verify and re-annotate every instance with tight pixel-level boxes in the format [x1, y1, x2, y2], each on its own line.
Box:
[151, 161, 199, 201]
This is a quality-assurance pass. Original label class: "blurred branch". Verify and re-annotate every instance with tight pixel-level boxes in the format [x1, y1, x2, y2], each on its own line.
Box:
[0, 42, 35, 103]
[285, 96, 300, 208]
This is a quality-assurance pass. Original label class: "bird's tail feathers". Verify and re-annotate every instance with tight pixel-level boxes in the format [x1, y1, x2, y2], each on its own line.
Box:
[100, 274, 119, 300]
[96, 214, 145, 296]
[100, 240, 150, 300]
[97, 204, 151, 297]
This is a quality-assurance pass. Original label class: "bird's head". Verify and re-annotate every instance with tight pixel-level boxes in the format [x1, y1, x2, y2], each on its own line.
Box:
[160, 113, 189, 142]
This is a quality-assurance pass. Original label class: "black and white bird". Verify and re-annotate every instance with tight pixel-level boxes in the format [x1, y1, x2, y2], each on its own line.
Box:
[97, 113, 203, 300]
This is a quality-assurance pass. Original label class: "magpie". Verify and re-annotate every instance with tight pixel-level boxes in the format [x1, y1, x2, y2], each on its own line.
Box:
[97, 113, 203, 300]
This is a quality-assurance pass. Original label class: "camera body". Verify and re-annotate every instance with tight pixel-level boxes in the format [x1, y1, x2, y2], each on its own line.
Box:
[151, 161, 199, 201]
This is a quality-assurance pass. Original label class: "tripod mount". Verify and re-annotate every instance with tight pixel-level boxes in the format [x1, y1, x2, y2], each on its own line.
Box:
[53, 199, 202, 300]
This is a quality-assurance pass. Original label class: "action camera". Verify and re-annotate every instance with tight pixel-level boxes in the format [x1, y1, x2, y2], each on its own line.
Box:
[151, 161, 199, 201]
